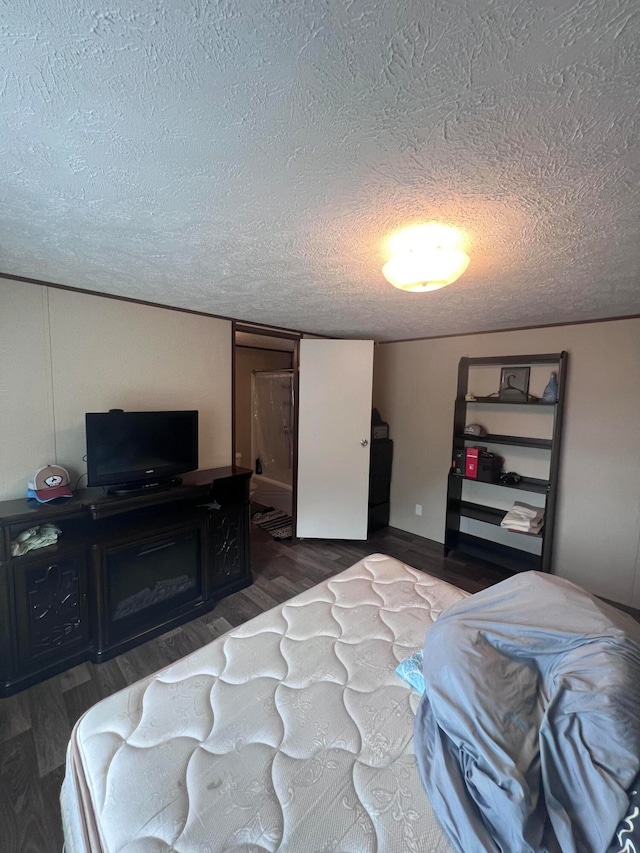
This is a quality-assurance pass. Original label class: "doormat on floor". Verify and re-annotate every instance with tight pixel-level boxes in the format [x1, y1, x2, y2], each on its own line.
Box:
[251, 508, 293, 540]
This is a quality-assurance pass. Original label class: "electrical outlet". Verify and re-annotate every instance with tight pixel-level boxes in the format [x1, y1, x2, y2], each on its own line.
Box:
[415, 504, 422, 516]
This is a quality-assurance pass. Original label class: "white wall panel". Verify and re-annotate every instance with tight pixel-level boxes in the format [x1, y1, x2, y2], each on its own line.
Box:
[373, 319, 640, 607]
[0, 280, 55, 499]
[48, 289, 232, 485]
[0, 281, 232, 500]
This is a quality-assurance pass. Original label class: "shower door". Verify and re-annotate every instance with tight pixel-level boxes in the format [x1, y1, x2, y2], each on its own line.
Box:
[251, 370, 294, 487]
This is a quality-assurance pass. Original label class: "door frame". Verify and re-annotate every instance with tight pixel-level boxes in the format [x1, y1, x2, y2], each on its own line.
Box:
[232, 322, 301, 538]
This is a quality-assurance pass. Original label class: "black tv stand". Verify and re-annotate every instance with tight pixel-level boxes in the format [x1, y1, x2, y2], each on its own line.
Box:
[0, 466, 253, 696]
[107, 476, 183, 496]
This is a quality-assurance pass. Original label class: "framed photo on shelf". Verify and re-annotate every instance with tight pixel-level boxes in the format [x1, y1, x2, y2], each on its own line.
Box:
[499, 366, 530, 401]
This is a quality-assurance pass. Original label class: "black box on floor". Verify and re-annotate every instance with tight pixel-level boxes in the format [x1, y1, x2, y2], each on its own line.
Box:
[369, 439, 393, 504]
[368, 501, 390, 532]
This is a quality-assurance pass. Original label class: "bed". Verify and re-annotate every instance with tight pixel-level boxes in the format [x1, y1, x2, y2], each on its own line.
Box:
[413, 570, 640, 853]
[61, 553, 640, 853]
[61, 553, 466, 852]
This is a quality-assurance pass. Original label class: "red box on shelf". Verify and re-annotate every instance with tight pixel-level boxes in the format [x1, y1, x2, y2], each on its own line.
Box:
[465, 446, 484, 478]
[464, 447, 480, 480]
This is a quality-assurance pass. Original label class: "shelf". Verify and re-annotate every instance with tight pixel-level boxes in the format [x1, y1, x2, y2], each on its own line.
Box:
[456, 433, 552, 449]
[459, 502, 543, 536]
[461, 353, 563, 367]
[459, 502, 504, 525]
[446, 532, 541, 573]
[8, 515, 90, 564]
[449, 472, 549, 494]
[449, 351, 567, 575]
[7, 537, 85, 564]
[462, 397, 556, 406]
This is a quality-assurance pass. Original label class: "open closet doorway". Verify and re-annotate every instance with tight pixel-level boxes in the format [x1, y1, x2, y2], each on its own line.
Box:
[234, 327, 375, 542]
[233, 325, 300, 533]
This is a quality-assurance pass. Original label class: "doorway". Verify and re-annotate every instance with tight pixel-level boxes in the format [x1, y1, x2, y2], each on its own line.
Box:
[251, 368, 295, 514]
[234, 329, 376, 542]
[233, 325, 300, 528]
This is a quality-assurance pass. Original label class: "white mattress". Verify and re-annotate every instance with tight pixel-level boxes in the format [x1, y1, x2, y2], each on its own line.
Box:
[61, 553, 466, 852]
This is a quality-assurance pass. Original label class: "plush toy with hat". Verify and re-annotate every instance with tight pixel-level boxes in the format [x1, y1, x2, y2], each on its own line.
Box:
[27, 465, 73, 503]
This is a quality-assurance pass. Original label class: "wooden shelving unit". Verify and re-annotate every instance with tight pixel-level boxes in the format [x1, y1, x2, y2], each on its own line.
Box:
[444, 352, 568, 574]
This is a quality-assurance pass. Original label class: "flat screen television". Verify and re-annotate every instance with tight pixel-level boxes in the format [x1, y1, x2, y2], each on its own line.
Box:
[85, 410, 199, 494]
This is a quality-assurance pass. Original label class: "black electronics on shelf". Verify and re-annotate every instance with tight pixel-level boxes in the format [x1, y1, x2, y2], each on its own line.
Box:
[444, 352, 568, 574]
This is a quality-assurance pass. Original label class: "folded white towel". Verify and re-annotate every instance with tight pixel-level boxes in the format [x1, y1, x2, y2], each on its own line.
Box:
[500, 501, 544, 533]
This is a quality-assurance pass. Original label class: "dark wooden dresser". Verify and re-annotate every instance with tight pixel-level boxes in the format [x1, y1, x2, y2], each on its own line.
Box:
[0, 467, 252, 696]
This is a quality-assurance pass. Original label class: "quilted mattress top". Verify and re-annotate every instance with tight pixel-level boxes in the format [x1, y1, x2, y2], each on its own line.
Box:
[65, 554, 466, 852]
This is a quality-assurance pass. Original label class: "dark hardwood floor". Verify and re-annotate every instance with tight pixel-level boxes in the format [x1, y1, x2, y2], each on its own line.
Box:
[3, 522, 623, 852]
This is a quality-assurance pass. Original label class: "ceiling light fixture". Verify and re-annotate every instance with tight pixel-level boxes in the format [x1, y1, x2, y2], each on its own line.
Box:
[382, 223, 470, 292]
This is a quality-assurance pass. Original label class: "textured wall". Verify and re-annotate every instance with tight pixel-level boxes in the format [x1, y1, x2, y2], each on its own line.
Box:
[0, 281, 56, 498]
[0, 280, 233, 500]
[1, 1, 639, 340]
[373, 318, 640, 607]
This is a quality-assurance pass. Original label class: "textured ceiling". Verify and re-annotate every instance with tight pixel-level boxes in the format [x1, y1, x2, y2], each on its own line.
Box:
[1, 0, 639, 341]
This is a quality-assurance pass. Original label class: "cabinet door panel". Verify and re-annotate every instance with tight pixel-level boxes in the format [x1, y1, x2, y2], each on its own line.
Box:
[0, 564, 13, 685]
[210, 506, 249, 591]
[15, 552, 89, 670]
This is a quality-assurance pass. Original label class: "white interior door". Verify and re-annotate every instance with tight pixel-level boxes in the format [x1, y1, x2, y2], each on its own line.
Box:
[296, 339, 374, 539]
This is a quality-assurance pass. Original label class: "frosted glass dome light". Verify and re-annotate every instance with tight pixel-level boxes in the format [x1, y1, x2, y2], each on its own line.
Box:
[382, 223, 470, 292]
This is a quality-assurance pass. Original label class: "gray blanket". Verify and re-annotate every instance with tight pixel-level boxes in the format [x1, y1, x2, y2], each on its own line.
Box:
[414, 572, 640, 853]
